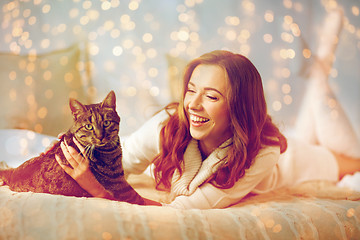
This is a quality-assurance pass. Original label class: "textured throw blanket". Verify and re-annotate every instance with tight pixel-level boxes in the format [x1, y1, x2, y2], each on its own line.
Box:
[1, 173, 359, 240]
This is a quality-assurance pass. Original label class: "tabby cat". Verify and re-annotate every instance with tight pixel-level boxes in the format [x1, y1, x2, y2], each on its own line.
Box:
[0, 91, 145, 205]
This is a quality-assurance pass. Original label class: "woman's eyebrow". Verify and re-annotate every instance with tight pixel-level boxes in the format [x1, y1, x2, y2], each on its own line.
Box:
[188, 82, 224, 97]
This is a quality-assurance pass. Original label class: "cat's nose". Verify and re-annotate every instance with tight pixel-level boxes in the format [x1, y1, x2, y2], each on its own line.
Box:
[95, 129, 104, 141]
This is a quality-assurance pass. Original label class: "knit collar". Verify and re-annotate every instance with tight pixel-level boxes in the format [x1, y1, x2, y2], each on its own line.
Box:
[170, 138, 232, 198]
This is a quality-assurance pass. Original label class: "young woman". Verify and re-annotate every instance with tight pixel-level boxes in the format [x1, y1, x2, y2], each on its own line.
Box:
[56, 50, 360, 209]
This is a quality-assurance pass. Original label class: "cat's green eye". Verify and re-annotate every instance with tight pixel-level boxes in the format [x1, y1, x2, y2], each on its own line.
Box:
[85, 124, 93, 130]
[104, 120, 111, 127]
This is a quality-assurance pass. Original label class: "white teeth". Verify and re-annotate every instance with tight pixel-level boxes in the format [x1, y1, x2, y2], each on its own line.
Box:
[190, 114, 209, 123]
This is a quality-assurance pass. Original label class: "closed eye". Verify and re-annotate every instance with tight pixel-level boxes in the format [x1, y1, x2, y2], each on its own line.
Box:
[186, 88, 196, 93]
[207, 95, 218, 100]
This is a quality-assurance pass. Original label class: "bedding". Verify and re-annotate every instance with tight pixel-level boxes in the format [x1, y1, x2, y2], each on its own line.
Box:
[1, 129, 360, 240]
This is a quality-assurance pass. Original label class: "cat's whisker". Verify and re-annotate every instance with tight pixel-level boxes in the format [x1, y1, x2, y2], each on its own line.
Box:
[83, 145, 92, 162]
[90, 144, 96, 161]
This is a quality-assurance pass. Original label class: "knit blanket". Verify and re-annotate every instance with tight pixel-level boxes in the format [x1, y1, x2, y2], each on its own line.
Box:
[1, 173, 359, 240]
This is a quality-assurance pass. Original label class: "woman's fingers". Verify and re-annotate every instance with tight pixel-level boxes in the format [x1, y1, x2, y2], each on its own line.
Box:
[60, 141, 79, 169]
[55, 154, 73, 175]
[60, 138, 89, 169]
[73, 137, 86, 156]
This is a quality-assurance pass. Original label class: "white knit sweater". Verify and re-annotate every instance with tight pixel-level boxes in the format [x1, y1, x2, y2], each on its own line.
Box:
[170, 138, 232, 197]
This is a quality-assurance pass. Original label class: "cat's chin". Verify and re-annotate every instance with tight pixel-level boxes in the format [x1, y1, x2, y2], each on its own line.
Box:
[94, 143, 117, 151]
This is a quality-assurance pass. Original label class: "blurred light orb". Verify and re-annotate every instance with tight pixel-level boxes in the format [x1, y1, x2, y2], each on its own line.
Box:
[283, 95, 292, 105]
[281, 68, 291, 78]
[82, 0, 92, 10]
[148, 67, 158, 78]
[126, 87, 137, 96]
[225, 16, 240, 26]
[80, 16, 90, 25]
[25, 75, 33, 86]
[272, 101, 282, 111]
[185, 0, 196, 8]
[104, 20, 115, 31]
[290, 23, 301, 36]
[263, 33, 273, 43]
[352, 6, 360, 16]
[176, 4, 186, 13]
[37, 107, 48, 119]
[45, 89, 54, 99]
[226, 30, 237, 41]
[281, 83, 291, 94]
[28, 16, 36, 25]
[302, 49, 311, 58]
[242, 0, 255, 13]
[42, 4, 51, 14]
[264, 11, 274, 22]
[143, 33, 153, 43]
[281, 32, 294, 43]
[89, 43, 99, 56]
[129, 1, 139, 11]
[43, 70, 52, 81]
[149, 86, 160, 96]
[113, 46, 123, 56]
[9, 71, 16, 80]
[101, 1, 112, 11]
[110, 29, 120, 38]
[123, 39, 134, 49]
[283, 0, 292, 9]
[146, 48, 157, 58]
[189, 32, 199, 42]
[69, 8, 79, 18]
[178, 30, 189, 41]
[88, 10, 100, 21]
[179, 13, 189, 23]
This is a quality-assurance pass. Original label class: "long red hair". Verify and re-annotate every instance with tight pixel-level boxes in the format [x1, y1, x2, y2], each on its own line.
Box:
[153, 50, 287, 190]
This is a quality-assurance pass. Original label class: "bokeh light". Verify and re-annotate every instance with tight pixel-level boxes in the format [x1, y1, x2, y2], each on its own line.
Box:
[0, 0, 358, 137]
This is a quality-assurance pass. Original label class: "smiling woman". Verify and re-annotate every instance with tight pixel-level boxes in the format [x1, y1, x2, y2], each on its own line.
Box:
[184, 64, 232, 157]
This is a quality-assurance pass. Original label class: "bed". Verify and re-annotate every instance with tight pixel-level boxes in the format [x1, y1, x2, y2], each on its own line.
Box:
[1, 129, 360, 240]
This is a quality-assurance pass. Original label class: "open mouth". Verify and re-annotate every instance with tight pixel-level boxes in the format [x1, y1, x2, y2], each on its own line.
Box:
[189, 114, 210, 124]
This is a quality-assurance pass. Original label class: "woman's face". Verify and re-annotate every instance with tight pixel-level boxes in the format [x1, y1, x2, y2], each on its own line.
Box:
[184, 64, 232, 152]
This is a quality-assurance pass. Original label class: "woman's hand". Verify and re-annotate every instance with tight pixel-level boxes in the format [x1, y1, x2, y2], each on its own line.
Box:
[55, 137, 115, 200]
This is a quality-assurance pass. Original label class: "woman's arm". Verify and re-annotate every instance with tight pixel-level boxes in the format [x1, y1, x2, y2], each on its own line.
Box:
[121, 110, 169, 174]
[55, 137, 161, 205]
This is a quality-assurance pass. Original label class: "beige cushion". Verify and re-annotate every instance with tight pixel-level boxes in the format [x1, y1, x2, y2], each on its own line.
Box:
[0, 44, 86, 136]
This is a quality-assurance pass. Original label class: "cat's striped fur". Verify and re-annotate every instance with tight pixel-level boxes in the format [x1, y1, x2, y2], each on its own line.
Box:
[0, 91, 145, 205]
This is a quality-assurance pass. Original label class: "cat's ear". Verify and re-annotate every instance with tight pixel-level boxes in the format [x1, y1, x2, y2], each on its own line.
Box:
[101, 90, 116, 110]
[69, 98, 86, 120]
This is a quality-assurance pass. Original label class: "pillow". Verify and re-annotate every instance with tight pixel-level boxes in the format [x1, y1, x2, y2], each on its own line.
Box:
[0, 44, 87, 136]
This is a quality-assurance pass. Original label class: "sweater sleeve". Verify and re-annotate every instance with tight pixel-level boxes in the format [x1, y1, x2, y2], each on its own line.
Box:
[121, 110, 169, 174]
[167, 146, 280, 209]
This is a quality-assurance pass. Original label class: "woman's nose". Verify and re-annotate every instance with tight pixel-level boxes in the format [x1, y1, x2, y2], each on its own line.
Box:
[188, 94, 202, 110]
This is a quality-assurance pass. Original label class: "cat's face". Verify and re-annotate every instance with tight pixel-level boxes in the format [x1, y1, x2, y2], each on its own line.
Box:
[69, 91, 120, 149]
